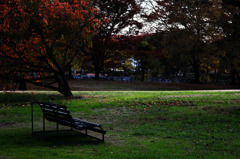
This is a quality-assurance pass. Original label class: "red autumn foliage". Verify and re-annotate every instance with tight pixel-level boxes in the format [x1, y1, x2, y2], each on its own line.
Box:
[0, 0, 107, 97]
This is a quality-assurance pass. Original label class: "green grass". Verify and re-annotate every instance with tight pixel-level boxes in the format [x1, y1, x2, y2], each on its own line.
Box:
[0, 90, 240, 159]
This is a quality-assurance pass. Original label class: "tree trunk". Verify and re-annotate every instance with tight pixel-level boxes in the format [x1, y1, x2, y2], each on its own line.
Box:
[57, 73, 73, 98]
[68, 65, 73, 79]
[92, 50, 104, 80]
[19, 78, 27, 90]
[59, 87, 73, 98]
[58, 83, 73, 98]
[141, 68, 145, 82]
[237, 74, 240, 87]
[164, 59, 170, 76]
[140, 58, 145, 82]
[193, 63, 200, 84]
[230, 68, 237, 85]
[94, 68, 100, 80]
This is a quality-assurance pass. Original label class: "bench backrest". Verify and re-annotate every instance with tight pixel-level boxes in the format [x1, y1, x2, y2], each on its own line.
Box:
[39, 103, 74, 126]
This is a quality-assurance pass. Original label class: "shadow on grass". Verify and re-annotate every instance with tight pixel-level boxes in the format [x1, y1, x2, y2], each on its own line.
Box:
[0, 129, 103, 148]
[0, 92, 64, 106]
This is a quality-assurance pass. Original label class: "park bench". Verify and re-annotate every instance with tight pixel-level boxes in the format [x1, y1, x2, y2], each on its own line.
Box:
[31, 102, 106, 142]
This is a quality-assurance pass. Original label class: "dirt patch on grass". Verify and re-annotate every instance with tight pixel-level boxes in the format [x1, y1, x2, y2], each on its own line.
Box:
[0, 119, 30, 129]
[0, 121, 16, 129]
[0, 121, 29, 129]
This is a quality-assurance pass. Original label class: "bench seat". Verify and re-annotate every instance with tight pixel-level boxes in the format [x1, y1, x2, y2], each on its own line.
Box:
[31, 102, 106, 142]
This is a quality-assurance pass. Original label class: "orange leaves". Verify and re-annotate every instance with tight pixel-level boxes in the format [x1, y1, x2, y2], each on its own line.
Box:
[0, 20, 10, 32]
[42, 17, 48, 25]
[1, 0, 108, 76]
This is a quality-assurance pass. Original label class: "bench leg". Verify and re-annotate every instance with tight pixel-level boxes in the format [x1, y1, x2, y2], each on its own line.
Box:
[43, 116, 45, 136]
[56, 123, 59, 136]
[85, 129, 88, 135]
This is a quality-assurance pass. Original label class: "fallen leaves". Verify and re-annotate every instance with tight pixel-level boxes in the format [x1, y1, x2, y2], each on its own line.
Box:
[109, 99, 195, 113]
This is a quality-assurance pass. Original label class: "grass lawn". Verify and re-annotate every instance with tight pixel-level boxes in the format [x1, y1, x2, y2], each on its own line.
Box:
[0, 89, 240, 158]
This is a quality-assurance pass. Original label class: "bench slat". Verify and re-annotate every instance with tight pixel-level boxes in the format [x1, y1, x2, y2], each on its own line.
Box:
[43, 112, 73, 122]
[73, 118, 100, 127]
[45, 116, 74, 127]
[40, 104, 70, 114]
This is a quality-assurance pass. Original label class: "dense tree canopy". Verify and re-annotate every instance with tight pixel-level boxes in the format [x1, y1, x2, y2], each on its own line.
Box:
[0, 0, 106, 97]
[222, 0, 240, 7]
[141, 0, 226, 83]
[1, 0, 240, 91]
[89, 0, 142, 80]
[215, 1, 240, 85]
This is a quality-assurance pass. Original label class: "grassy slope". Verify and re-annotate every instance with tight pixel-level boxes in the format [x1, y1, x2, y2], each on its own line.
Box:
[0, 90, 240, 159]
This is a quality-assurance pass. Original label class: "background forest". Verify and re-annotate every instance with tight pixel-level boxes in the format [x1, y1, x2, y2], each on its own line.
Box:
[1, 0, 240, 97]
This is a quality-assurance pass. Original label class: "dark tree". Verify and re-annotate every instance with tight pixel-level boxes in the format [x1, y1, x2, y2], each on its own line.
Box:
[222, 0, 240, 7]
[90, 0, 142, 80]
[142, 0, 222, 83]
[216, 1, 240, 85]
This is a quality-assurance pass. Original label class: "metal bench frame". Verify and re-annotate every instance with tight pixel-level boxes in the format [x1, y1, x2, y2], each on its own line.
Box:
[31, 102, 106, 142]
